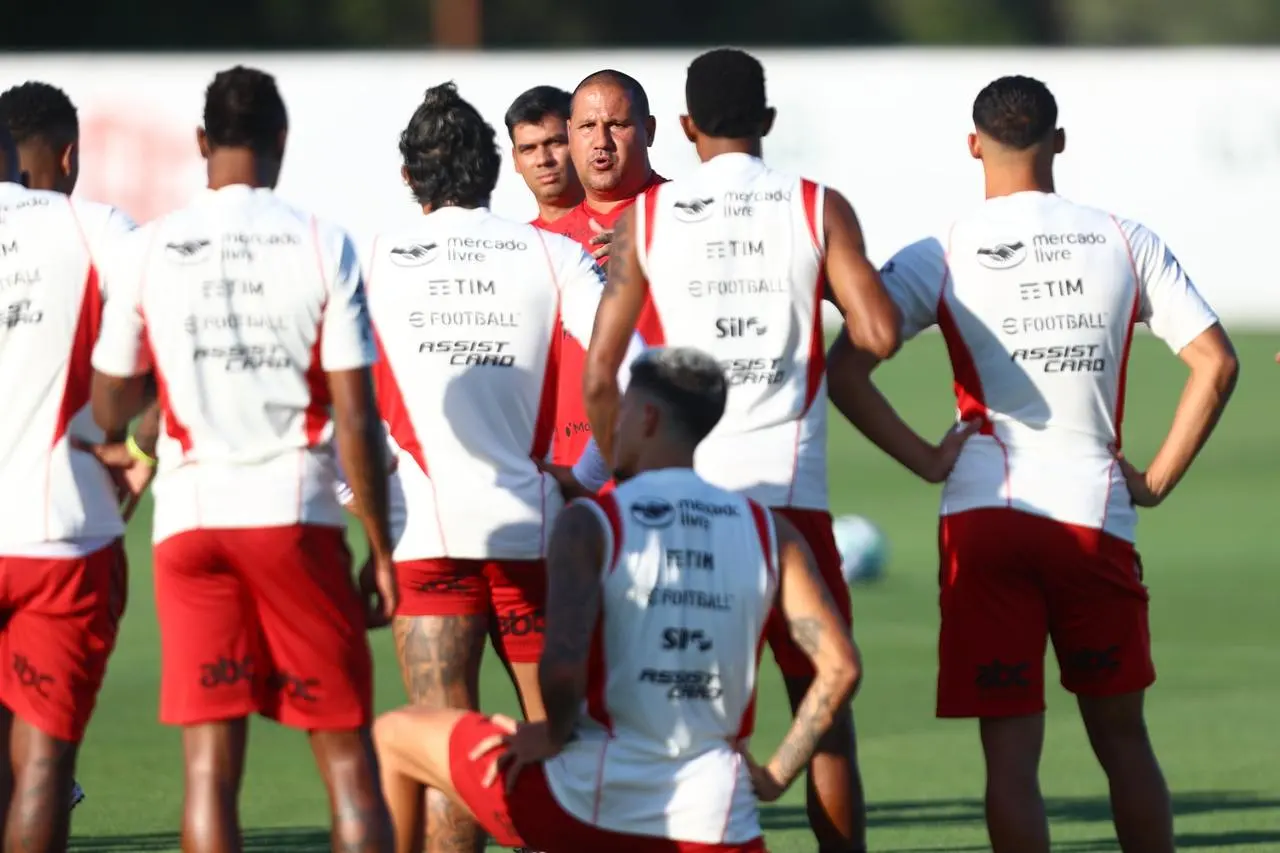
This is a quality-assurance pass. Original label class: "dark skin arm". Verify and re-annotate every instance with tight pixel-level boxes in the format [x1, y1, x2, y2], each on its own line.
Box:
[91, 373, 152, 442]
[583, 206, 646, 464]
[538, 501, 606, 749]
[822, 189, 901, 360]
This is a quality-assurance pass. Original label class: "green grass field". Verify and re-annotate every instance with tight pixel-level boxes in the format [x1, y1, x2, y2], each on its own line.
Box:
[66, 332, 1280, 852]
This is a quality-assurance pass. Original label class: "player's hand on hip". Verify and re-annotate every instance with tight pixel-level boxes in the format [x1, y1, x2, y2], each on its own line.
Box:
[1114, 451, 1163, 507]
[70, 437, 156, 521]
[470, 718, 558, 794]
[923, 419, 981, 484]
[737, 749, 785, 803]
[359, 554, 398, 628]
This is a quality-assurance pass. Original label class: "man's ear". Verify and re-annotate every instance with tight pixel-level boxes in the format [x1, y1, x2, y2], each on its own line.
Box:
[644, 115, 656, 148]
[196, 126, 210, 160]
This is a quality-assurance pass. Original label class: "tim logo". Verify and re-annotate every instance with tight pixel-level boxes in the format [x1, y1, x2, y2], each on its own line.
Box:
[631, 497, 675, 528]
[390, 242, 439, 267]
[673, 197, 715, 223]
[976, 241, 1027, 270]
[164, 239, 212, 265]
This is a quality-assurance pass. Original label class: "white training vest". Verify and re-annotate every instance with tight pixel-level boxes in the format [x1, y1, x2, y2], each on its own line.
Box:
[635, 153, 828, 510]
[543, 468, 778, 845]
[365, 207, 607, 560]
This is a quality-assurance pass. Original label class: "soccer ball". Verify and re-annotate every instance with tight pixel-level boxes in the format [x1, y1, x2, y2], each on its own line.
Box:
[832, 514, 889, 584]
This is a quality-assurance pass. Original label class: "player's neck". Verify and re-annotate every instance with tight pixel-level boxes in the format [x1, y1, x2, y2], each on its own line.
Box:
[206, 151, 277, 191]
[983, 167, 1055, 200]
[585, 169, 654, 213]
[636, 451, 696, 475]
[697, 139, 760, 162]
[537, 200, 577, 224]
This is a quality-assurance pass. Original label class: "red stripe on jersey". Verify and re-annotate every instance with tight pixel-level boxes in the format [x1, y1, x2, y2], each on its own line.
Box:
[1110, 215, 1143, 450]
[736, 500, 777, 740]
[303, 326, 330, 446]
[800, 179, 821, 252]
[51, 265, 104, 449]
[370, 327, 426, 478]
[139, 321, 194, 456]
[936, 293, 989, 432]
[532, 314, 561, 462]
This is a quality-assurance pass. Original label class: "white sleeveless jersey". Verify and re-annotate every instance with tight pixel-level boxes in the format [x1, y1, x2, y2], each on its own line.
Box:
[365, 207, 608, 560]
[881, 191, 1219, 542]
[0, 185, 135, 552]
[91, 185, 376, 544]
[543, 468, 778, 845]
[635, 153, 828, 510]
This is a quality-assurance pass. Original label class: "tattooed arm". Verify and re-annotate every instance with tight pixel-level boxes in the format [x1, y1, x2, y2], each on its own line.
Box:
[583, 205, 648, 463]
[763, 513, 861, 793]
[539, 501, 607, 749]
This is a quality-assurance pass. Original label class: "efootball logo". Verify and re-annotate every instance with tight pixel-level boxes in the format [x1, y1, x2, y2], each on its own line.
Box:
[389, 242, 438, 267]
[164, 239, 212, 265]
[673, 197, 715, 223]
[975, 241, 1027, 270]
[630, 497, 675, 528]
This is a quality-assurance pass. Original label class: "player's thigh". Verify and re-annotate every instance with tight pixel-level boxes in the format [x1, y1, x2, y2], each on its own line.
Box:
[1044, 525, 1154, 698]
[937, 509, 1049, 719]
[228, 525, 372, 731]
[0, 543, 127, 743]
[393, 557, 490, 707]
[154, 531, 263, 726]
[764, 509, 851, 680]
[485, 559, 547, 666]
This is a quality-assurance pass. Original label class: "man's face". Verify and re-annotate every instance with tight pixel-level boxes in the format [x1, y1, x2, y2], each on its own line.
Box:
[570, 83, 649, 199]
[511, 116, 576, 204]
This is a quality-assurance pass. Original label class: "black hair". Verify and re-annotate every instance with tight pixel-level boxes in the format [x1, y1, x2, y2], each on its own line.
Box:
[0, 124, 18, 182]
[629, 347, 727, 444]
[0, 81, 78, 150]
[202, 66, 288, 154]
[400, 82, 500, 209]
[504, 86, 572, 140]
[972, 75, 1058, 151]
[686, 48, 768, 139]
[573, 70, 650, 121]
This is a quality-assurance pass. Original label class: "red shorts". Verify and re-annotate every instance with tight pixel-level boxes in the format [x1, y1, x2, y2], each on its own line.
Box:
[448, 712, 767, 852]
[154, 525, 373, 730]
[0, 541, 126, 743]
[937, 508, 1154, 719]
[395, 558, 545, 664]
[763, 508, 852, 678]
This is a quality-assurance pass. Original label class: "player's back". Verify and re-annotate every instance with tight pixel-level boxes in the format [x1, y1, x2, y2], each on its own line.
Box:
[636, 154, 828, 509]
[366, 208, 601, 560]
[119, 185, 364, 540]
[0, 185, 132, 547]
[883, 191, 1218, 540]
[544, 468, 777, 845]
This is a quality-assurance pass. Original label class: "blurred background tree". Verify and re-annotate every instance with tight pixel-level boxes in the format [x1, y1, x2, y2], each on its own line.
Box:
[6, 0, 1280, 48]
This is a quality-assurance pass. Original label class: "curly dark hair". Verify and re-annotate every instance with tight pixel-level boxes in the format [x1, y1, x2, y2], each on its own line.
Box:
[972, 75, 1058, 151]
[685, 48, 768, 139]
[400, 82, 500, 209]
[203, 66, 288, 154]
[0, 81, 78, 149]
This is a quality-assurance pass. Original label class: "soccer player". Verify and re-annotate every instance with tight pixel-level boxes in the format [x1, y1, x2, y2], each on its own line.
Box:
[89, 66, 397, 853]
[505, 86, 583, 228]
[362, 81, 639, 853]
[374, 346, 861, 853]
[546, 70, 667, 473]
[826, 75, 1238, 853]
[0, 78, 149, 816]
[583, 49, 900, 853]
[0, 117, 145, 851]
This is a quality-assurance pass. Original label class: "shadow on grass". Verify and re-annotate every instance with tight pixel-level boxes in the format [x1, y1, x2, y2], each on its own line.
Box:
[70, 827, 331, 852]
[760, 790, 1280, 850]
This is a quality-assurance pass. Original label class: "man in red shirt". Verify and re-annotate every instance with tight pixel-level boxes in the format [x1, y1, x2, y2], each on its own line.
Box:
[544, 70, 665, 468]
[505, 85, 583, 229]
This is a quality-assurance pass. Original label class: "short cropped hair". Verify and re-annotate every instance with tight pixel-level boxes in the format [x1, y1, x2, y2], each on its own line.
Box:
[399, 82, 501, 209]
[0, 81, 78, 149]
[504, 86, 572, 140]
[0, 124, 19, 181]
[686, 48, 768, 139]
[972, 75, 1058, 151]
[573, 70, 650, 121]
[629, 347, 727, 443]
[203, 66, 288, 154]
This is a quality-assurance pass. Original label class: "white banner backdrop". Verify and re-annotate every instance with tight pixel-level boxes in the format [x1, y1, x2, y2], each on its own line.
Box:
[2, 49, 1278, 325]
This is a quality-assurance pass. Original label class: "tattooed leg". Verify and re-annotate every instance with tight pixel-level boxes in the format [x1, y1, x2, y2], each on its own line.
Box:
[309, 727, 395, 853]
[392, 615, 487, 853]
[5, 715, 75, 853]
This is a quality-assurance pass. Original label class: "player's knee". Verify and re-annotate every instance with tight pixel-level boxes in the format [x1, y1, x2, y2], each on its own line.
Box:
[14, 733, 74, 779]
[372, 711, 411, 765]
[979, 715, 1043, 781]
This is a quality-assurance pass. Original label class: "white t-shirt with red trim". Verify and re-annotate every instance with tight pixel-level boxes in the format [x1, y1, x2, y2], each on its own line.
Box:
[879, 191, 1219, 542]
[363, 207, 615, 561]
[543, 467, 777, 845]
[634, 153, 830, 510]
[91, 184, 376, 544]
[0, 184, 136, 554]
